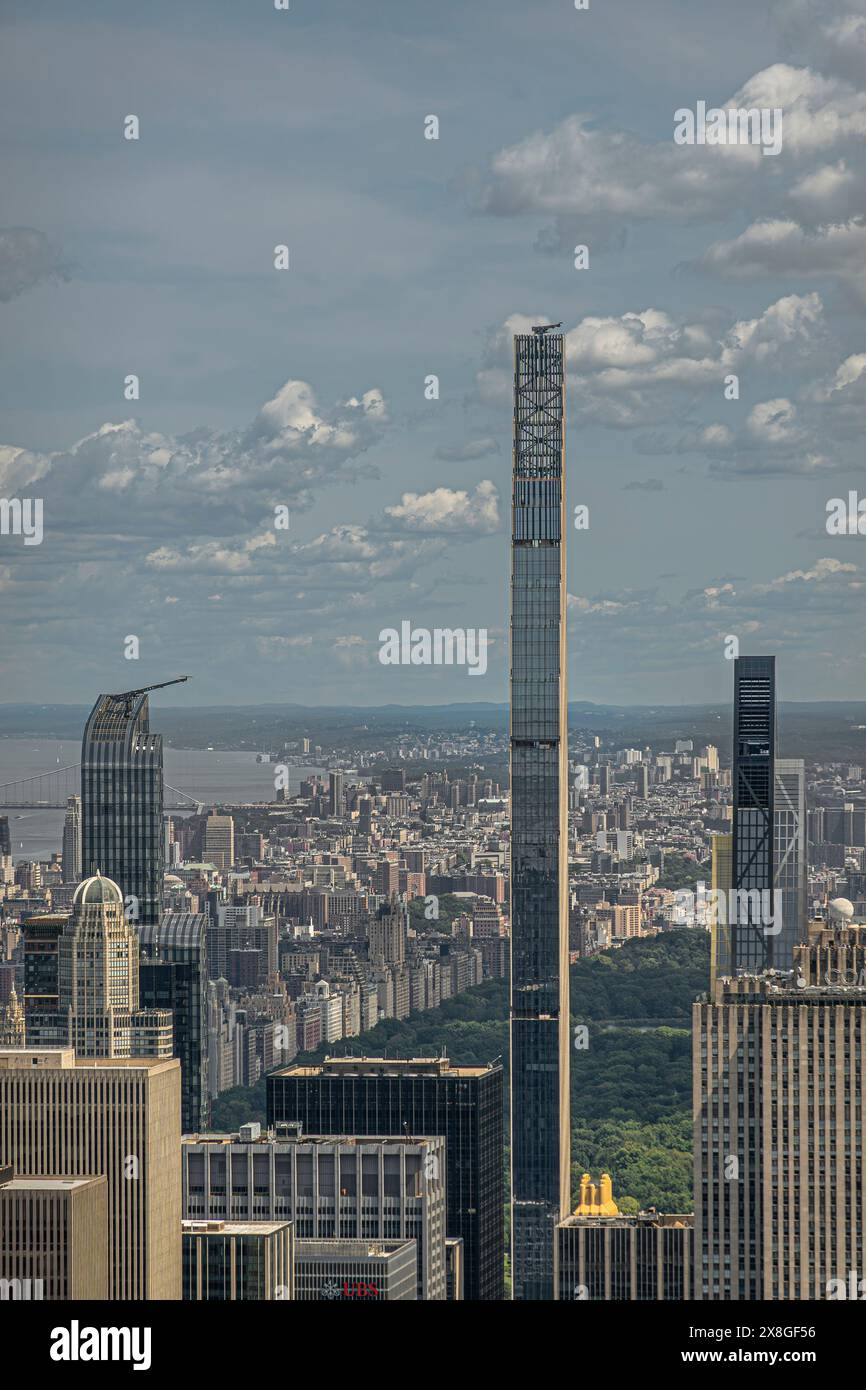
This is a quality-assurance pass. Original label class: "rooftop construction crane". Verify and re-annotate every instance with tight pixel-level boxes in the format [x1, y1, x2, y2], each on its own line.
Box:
[106, 676, 190, 718]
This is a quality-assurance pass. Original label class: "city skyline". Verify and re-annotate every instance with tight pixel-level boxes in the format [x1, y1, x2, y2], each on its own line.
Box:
[3, 0, 866, 1327]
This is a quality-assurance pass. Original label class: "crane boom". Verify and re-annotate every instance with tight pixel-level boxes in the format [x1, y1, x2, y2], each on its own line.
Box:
[106, 676, 190, 716]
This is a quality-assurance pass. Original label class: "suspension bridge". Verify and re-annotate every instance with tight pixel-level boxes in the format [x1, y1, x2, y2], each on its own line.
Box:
[0, 764, 202, 812]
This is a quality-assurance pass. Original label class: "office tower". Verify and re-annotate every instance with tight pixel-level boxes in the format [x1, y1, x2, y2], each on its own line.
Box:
[203, 813, 235, 872]
[0, 1171, 108, 1300]
[695, 911, 866, 1300]
[267, 1055, 504, 1301]
[295, 1239, 416, 1300]
[58, 873, 172, 1059]
[0, 1048, 181, 1299]
[139, 912, 210, 1133]
[61, 795, 82, 884]
[773, 758, 807, 972]
[208, 903, 278, 983]
[555, 1174, 692, 1301]
[0, 816, 10, 857]
[598, 765, 611, 795]
[328, 770, 344, 818]
[81, 686, 166, 928]
[445, 1237, 464, 1300]
[357, 797, 373, 835]
[704, 744, 720, 773]
[182, 1220, 293, 1300]
[509, 325, 570, 1300]
[731, 655, 776, 973]
[709, 833, 733, 993]
[635, 765, 649, 799]
[367, 900, 406, 967]
[183, 1127, 446, 1300]
[21, 913, 67, 1047]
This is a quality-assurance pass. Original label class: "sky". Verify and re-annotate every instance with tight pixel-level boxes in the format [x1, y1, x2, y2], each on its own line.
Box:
[1, 0, 866, 708]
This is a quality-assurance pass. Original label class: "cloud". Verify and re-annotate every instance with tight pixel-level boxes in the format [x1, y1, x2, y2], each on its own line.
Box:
[698, 217, 866, 297]
[472, 63, 866, 244]
[476, 295, 827, 432]
[434, 437, 500, 462]
[383, 480, 500, 534]
[761, 555, 858, 587]
[0, 227, 69, 302]
[0, 377, 390, 544]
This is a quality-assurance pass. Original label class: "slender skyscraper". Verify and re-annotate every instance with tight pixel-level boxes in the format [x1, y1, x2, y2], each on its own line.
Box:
[81, 677, 187, 929]
[773, 758, 807, 971]
[61, 794, 82, 883]
[731, 655, 776, 973]
[509, 326, 570, 1300]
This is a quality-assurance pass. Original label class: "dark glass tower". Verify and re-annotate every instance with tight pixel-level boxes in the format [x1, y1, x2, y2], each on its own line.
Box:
[509, 328, 570, 1301]
[139, 913, 210, 1133]
[732, 655, 776, 973]
[267, 1056, 505, 1302]
[81, 689, 165, 928]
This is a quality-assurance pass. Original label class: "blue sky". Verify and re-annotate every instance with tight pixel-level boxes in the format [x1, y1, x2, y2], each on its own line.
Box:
[1, 0, 865, 706]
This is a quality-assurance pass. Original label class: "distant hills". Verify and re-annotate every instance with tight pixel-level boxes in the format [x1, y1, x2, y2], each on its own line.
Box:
[2, 698, 866, 761]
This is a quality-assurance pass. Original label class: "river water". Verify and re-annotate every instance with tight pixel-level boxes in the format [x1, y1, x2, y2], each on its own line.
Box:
[0, 739, 324, 862]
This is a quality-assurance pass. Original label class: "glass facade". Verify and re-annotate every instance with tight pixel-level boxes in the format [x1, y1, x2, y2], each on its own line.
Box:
[81, 691, 164, 929]
[182, 1223, 292, 1300]
[509, 331, 570, 1300]
[139, 913, 210, 1133]
[266, 1061, 503, 1301]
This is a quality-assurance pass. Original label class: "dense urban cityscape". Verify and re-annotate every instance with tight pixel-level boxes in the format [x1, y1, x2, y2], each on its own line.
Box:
[2, 329, 866, 1323]
[5, 0, 866, 1367]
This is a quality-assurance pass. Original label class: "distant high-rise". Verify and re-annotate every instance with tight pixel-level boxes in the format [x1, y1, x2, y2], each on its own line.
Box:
[0, 1048, 181, 1300]
[21, 913, 68, 1047]
[139, 912, 210, 1133]
[267, 1055, 504, 1302]
[509, 326, 570, 1300]
[61, 794, 82, 883]
[202, 813, 234, 872]
[731, 655, 776, 973]
[328, 770, 344, 818]
[81, 687, 165, 928]
[58, 873, 172, 1059]
[709, 832, 733, 992]
[368, 900, 406, 967]
[773, 758, 807, 971]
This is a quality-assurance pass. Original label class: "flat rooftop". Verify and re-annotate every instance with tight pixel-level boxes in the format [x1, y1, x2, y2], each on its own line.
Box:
[272, 1056, 497, 1079]
[182, 1132, 439, 1148]
[183, 1220, 290, 1237]
[297, 1239, 414, 1259]
[0, 1049, 180, 1075]
[0, 1176, 106, 1193]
